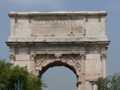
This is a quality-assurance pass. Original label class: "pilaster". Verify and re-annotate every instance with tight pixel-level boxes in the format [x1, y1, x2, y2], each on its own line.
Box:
[78, 54, 86, 90]
[9, 47, 16, 63]
[100, 53, 107, 78]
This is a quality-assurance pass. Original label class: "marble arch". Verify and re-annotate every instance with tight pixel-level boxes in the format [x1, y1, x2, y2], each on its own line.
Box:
[38, 60, 78, 77]
[7, 11, 109, 90]
[38, 60, 79, 87]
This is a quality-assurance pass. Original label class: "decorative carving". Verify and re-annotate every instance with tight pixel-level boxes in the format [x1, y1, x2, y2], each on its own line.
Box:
[30, 53, 36, 61]
[54, 53, 62, 58]
[35, 54, 55, 67]
[34, 54, 81, 72]
[76, 81, 81, 87]
[100, 53, 107, 60]
[10, 54, 16, 61]
[69, 55, 81, 70]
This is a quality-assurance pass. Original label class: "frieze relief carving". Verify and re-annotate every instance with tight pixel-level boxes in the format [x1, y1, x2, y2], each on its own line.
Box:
[60, 54, 81, 69]
[34, 54, 55, 67]
[32, 46, 86, 54]
[30, 15, 84, 21]
[34, 54, 81, 71]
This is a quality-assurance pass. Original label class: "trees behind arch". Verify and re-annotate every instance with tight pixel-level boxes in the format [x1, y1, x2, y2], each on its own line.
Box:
[0, 60, 42, 90]
[97, 74, 120, 90]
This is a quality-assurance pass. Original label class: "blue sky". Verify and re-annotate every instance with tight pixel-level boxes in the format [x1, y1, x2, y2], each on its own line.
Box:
[0, 0, 120, 90]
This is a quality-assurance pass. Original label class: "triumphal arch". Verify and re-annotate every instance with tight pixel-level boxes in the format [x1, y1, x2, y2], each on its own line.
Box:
[7, 11, 109, 90]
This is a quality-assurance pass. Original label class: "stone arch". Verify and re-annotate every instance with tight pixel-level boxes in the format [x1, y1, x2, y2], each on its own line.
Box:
[33, 54, 82, 88]
[7, 11, 109, 90]
[38, 60, 79, 79]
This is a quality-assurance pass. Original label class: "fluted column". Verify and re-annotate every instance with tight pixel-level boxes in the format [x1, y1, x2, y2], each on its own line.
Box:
[101, 53, 107, 78]
[86, 81, 93, 90]
[10, 47, 16, 63]
[29, 53, 38, 75]
[93, 84, 97, 90]
[78, 54, 86, 90]
[91, 81, 98, 90]
[77, 81, 82, 90]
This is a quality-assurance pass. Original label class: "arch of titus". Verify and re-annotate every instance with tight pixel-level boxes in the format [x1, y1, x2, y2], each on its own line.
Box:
[6, 11, 109, 90]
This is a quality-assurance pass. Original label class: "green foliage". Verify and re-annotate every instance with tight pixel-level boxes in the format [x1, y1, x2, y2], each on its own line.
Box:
[96, 78, 110, 90]
[111, 74, 120, 90]
[97, 74, 120, 90]
[0, 60, 42, 90]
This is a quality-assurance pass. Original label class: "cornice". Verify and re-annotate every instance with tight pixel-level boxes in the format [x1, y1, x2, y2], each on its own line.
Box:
[6, 41, 110, 47]
[8, 11, 107, 17]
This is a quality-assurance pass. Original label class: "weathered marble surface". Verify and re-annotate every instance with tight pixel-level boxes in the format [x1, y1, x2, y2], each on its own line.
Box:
[8, 11, 108, 42]
[7, 11, 109, 90]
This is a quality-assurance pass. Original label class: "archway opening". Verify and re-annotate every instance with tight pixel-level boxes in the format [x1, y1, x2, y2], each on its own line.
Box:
[39, 61, 78, 90]
[39, 61, 78, 77]
[42, 66, 77, 90]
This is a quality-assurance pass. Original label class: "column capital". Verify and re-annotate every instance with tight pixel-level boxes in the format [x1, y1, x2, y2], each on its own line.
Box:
[101, 53, 107, 59]
[30, 53, 36, 61]
[10, 54, 16, 61]
[76, 81, 81, 87]
[80, 53, 86, 60]
[90, 81, 97, 85]
[100, 53, 107, 78]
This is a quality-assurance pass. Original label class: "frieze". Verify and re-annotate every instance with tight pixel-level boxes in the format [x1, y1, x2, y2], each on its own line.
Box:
[30, 15, 84, 21]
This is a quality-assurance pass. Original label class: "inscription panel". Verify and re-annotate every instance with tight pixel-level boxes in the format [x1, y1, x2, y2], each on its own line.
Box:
[31, 16, 85, 38]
